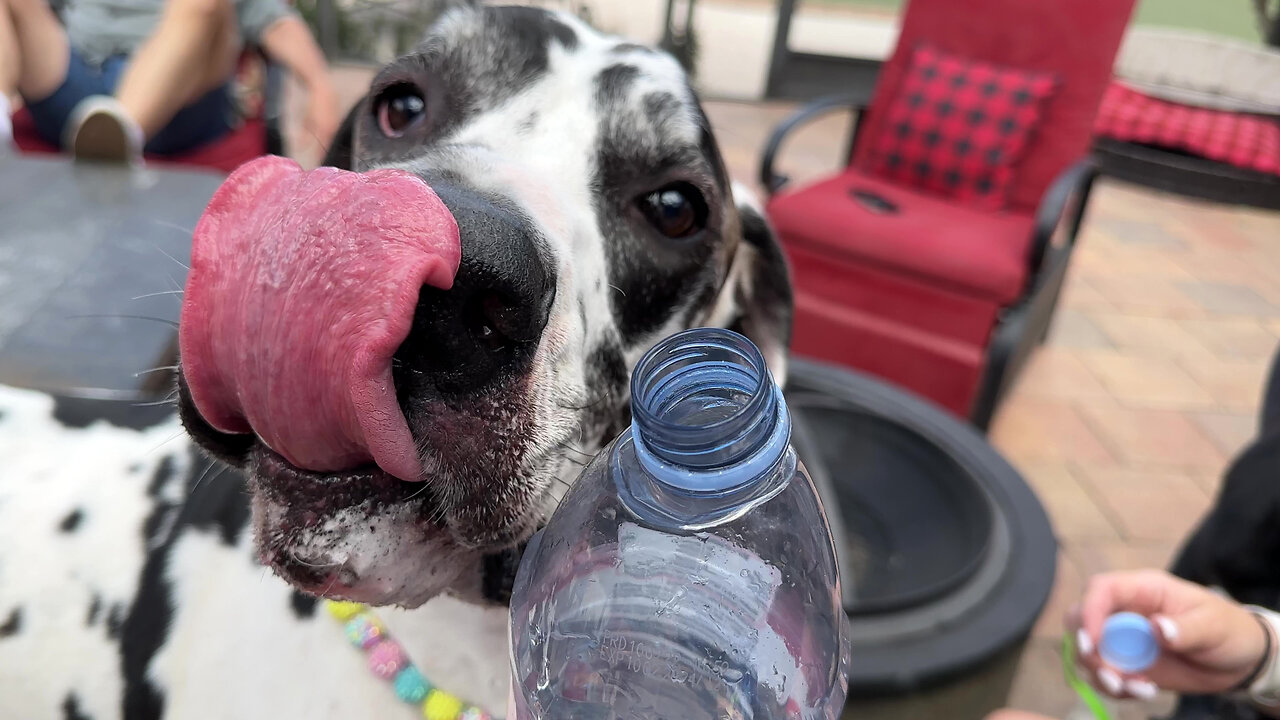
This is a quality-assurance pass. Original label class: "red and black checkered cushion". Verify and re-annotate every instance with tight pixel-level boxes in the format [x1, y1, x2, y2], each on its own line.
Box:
[865, 44, 1057, 210]
[1094, 82, 1280, 177]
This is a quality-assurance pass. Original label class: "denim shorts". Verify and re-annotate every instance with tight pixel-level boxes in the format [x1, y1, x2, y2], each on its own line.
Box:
[25, 48, 235, 155]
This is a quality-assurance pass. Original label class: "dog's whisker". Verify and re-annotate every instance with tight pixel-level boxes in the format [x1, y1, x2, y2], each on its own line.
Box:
[557, 441, 593, 458]
[133, 391, 179, 408]
[148, 431, 186, 455]
[165, 272, 185, 294]
[551, 439, 593, 460]
[609, 284, 627, 298]
[134, 365, 179, 378]
[402, 481, 433, 503]
[317, 564, 346, 598]
[306, 128, 332, 158]
[152, 244, 190, 271]
[131, 289, 185, 301]
[150, 219, 194, 236]
[556, 388, 613, 412]
[68, 313, 180, 329]
[289, 554, 342, 570]
[191, 462, 229, 494]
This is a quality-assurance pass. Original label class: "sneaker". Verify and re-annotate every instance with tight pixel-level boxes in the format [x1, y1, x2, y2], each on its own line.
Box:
[65, 96, 144, 165]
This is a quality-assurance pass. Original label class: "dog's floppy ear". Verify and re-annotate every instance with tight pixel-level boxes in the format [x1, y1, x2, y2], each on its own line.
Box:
[716, 182, 794, 383]
[322, 100, 363, 170]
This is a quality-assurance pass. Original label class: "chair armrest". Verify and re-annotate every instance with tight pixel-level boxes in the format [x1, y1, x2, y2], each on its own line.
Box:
[760, 91, 873, 196]
[1027, 158, 1098, 276]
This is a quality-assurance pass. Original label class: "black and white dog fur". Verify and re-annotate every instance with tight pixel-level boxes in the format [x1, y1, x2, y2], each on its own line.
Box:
[0, 5, 793, 719]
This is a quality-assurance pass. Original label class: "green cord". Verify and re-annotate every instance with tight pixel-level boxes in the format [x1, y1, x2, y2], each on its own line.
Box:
[1063, 632, 1113, 720]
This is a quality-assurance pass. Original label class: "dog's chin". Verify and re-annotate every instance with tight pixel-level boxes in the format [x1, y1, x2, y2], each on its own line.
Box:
[245, 447, 522, 608]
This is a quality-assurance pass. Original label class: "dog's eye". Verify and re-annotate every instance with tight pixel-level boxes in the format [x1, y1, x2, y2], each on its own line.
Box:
[637, 183, 708, 239]
[374, 84, 426, 137]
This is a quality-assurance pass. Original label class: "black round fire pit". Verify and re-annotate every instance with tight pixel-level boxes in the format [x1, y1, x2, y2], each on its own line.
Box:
[784, 358, 1056, 720]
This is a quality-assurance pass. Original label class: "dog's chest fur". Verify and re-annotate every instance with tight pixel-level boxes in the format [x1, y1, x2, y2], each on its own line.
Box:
[0, 384, 511, 720]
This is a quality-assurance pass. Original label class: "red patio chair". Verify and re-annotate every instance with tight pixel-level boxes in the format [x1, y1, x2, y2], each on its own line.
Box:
[761, 0, 1136, 430]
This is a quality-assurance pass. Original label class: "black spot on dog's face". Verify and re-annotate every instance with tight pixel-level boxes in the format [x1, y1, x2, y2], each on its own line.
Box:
[86, 594, 102, 627]
[594, 63, 641, 106]
[582, 343, 629, 444]
[0, 607, 21, 638]
[148, 456, 174, 498]
[106, 603, 124, 639]
[591, 68, 729, 345]
[62, 693, 92, 720]
[351, 5, 581, 168]
[289, 590, 318, 619]
[518, 111, 538, 134]
[59, 508, 84, 533]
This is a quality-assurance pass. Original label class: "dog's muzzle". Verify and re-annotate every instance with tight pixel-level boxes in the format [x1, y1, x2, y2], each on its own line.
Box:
[178, 155, 556, 485]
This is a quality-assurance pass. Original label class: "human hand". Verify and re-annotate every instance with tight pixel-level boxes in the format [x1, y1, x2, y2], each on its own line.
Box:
[1070, 570, 1269, 699]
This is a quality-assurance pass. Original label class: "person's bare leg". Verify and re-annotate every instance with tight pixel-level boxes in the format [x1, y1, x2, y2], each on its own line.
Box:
[0, 6, 19, 103]
[2, 0, 70, 102]
[113, 0, 239, 138]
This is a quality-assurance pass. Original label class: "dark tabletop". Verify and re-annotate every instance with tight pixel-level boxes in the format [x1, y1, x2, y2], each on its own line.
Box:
[0, 152, 225, 399]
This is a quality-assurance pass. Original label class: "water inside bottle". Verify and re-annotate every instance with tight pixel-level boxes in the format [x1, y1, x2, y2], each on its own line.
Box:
[519, 523, 814, 719]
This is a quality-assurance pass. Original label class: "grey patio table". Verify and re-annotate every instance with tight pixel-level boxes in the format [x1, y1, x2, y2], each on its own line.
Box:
[0, 152, 225, 401]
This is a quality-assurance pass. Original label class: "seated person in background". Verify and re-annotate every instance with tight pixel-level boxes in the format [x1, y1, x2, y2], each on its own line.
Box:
[989, 569, 1280, 720]
[0, 0, 339, 162]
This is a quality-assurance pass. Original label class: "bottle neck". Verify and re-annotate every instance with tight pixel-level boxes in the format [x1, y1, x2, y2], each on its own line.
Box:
[622, 328, 794, 527]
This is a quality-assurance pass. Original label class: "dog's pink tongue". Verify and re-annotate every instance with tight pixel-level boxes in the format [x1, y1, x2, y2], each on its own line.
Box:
[179, 156, 461, 481]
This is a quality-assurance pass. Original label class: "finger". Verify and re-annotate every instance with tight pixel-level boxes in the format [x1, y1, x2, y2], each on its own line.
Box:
[1154, 615, 1179, 646]
[1125, 677, 1158, 700]
[1080, 571, 1170, 639]
[1076, 627, 1095, 658]
[1155, 603, 1221, 655]
[1097, 667, 1126, 698]
[986, 711, 1057, 720]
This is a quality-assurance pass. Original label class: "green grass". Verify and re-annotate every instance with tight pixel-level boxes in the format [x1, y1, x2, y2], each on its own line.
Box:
[1134, 0, 1260, 42]
[805, 0, 1264, 43]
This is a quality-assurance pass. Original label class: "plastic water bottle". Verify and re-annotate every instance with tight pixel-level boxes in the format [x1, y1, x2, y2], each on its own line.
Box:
[1065, 613, 1160, 720]
[507, 327, 851, 719]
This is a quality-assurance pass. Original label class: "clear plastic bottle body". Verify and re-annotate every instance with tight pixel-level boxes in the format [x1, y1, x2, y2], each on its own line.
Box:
[508, 329, 851, 720]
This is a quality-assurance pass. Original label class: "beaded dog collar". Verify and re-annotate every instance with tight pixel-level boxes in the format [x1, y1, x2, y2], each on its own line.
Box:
[324, 600, 493, 720]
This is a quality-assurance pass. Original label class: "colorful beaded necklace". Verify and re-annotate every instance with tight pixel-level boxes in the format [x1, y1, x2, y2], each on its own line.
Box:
[323, 600, 493, 720]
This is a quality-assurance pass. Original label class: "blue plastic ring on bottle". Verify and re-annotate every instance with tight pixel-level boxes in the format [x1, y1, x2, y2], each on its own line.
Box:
[631, 380, 792, 494]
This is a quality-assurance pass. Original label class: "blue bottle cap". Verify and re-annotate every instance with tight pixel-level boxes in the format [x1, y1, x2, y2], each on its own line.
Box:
[1100, 612, 1159, 673]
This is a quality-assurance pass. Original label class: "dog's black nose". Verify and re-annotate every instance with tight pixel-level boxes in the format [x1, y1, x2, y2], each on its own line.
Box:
[393, 182, 556, 397]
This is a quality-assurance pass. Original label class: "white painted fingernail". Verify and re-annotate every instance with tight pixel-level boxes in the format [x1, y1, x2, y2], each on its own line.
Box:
[1155, 616, 1178, 642]
[1098, 668, 1124, 696]
[1127, 679, 1158, 700]
[1077, 628, 1094, 656]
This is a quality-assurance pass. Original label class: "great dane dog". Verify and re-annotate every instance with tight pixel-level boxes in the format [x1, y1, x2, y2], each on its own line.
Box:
[0, 5, 794, 719]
